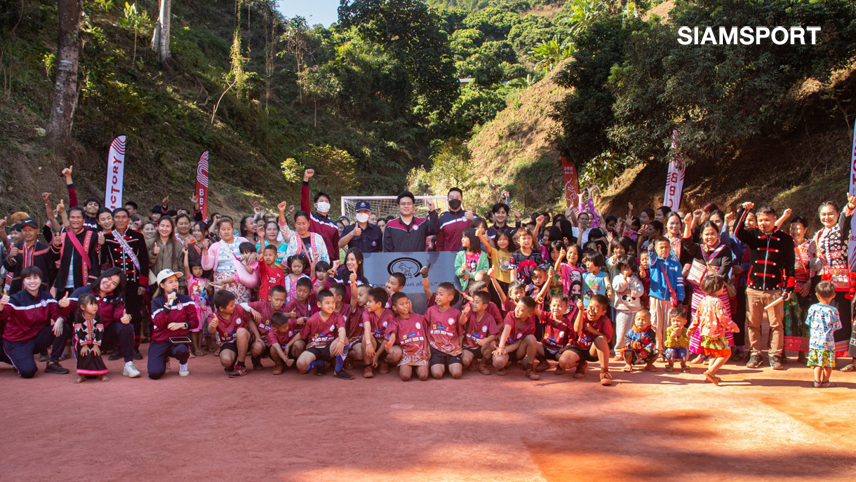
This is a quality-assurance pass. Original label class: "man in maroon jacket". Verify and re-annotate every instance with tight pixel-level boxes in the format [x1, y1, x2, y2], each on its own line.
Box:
[301, 169, 340, 262]
[434, 187, 474, 252]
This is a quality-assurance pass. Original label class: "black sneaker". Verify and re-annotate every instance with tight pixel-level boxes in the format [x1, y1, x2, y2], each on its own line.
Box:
[769, 355, 784, 370]
[334, 369, 354, 380]
[252, 357, 263, 370]
[314, 364, 327, 376]
[133, 348, 144, 360]
[108, 350, 122, 361]
[746, 354, 763, 369]
[45, 362, 70, 374]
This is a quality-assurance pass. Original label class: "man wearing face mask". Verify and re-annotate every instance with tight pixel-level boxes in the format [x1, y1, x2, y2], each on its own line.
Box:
[434, 187, 474, 252]
[4, 218, 52, 294]
[339, 201, 382, 253]
[301, 169, 341, 262]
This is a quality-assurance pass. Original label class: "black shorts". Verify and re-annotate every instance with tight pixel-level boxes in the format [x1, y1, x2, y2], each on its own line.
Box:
[220, 334, 255, 355]
[306, 345, 333, 363]
[429, 347, 462, 367]
[568, 346, 598, 363]
[465, 347, 483, 360]
[543, 346, 560, 360]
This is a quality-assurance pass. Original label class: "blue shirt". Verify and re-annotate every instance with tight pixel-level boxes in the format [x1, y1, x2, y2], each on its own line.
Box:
[648, 251, 685, 302]
[341, 223, 383, 253]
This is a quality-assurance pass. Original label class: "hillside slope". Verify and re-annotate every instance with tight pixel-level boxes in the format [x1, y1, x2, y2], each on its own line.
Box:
[466, 60, 569, 209]
[0, 0, 303, 218]
[465, 6, 856, 228]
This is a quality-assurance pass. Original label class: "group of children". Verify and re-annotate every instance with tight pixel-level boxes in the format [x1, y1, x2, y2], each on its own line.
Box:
[1, 172, 849, 389]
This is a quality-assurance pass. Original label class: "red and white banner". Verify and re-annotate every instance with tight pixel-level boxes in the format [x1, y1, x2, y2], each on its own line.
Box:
[104, 136, 126, 210]
[848, 122, 856, 270]
[663, 129, 686, 210]
[561, 156, 580, 208]
[196, 151, 210, 220]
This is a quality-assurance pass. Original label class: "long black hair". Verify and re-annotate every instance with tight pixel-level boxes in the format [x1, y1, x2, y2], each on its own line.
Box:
[90, 267, 127, 305]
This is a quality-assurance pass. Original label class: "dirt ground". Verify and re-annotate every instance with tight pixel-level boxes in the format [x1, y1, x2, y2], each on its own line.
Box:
[2, 349, 856, 482]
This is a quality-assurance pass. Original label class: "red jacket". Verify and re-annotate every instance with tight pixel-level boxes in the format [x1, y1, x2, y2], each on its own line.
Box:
[434, 210, 472, 252]
[150, 294, 198, 343]
[301, 181, 340, 262]
[0, 290, 59, 342]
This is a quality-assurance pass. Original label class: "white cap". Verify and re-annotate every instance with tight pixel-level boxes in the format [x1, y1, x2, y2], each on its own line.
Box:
[156, 268, 183, 286]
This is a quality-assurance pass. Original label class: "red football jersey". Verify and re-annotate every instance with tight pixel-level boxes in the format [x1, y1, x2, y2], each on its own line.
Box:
[424, 305, 463, 355]
[463, 310, 498, 349]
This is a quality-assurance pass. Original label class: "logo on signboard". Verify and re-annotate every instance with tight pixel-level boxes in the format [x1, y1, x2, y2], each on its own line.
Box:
[388, 257, 423, 278]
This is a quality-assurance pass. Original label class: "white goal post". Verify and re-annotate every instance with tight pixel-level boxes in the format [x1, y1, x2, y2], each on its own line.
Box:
[341, 196, 448, 223]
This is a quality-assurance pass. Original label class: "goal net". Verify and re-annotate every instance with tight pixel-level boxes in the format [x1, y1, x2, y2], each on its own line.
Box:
[341, 196, 448, 223]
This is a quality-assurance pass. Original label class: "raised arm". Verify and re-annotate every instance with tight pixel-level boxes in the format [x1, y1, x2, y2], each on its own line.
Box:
[775, 208, 792, 231]
[301, 169, 314, 214]
[476, 226, 493, 255]
[63, 166, 78, 208]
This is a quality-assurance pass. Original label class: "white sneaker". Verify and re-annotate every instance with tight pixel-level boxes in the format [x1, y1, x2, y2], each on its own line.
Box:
[179, 363, 190, 377]
[123, 362, 141, 378]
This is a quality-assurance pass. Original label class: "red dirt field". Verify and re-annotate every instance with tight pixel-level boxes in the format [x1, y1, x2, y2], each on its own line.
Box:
[2, 349, 856, 482]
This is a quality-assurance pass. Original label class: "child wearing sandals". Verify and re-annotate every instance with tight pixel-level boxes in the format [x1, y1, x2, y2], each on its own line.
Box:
[664, 306, 690, 373]
[620, 310, 657, 372]
[689, 274, 739, 385]
[805, 281, 842, 388]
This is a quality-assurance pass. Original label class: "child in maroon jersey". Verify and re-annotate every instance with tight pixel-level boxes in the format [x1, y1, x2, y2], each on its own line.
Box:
[490, 268, 526, 319]
[344, 274, 373, 377]
[425, 282, 464, 380]
[564, 294, 614, 385]
[460, 291, 498, 375]
[207, 290, 263, 377]
[361, 288, 396, 378]
[383, 272, 406, 308]
[463, 281, 504, 326]
[241, 285, 289, 370]
[267, 312, 299, 375]
[294, 290, 352, 379]
[493, 296, 540, 380]
[385, 292, 430, 381]
[536, 294, 578, 374]
[284, 277, 315, 324]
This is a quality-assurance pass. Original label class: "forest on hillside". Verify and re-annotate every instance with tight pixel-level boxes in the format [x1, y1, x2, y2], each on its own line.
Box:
[1, 0, 856, 218]
[0, 0, 600, 215]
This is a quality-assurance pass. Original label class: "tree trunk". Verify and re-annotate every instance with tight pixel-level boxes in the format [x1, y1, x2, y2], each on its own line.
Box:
[151, 0, 171, 63]
[45, 0, 83, 152]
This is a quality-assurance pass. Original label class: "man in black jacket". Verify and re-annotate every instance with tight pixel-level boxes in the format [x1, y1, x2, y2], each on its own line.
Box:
[382, 191, 439, 252]
[101, 208, 150, 359]
[734, 202, 796, 370]
[49, 208, 101, 296]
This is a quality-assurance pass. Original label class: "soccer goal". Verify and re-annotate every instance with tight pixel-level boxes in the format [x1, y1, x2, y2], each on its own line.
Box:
[341, 196, 448, 222]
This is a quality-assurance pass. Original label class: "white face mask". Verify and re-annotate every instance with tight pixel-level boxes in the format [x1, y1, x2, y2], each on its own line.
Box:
[356, 213, 369, 223]
[23, 277, 41, 291]
[316, 201, 331, 214]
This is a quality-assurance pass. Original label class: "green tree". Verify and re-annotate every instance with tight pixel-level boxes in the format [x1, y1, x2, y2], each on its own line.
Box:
[608, 0, 856, 165]
[530, 35, 572, 73]
[339, 0, 459, 121]
[118, 2, 150, 64]
[552, 16, 635, 169]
